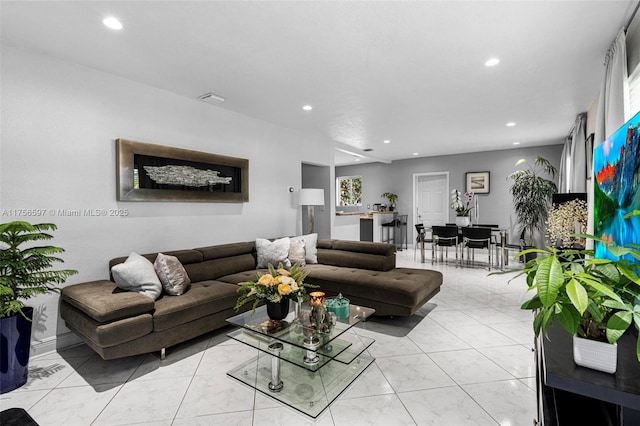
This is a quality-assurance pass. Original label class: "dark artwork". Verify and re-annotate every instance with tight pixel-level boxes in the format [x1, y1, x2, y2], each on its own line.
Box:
[134, 154, 242, 193]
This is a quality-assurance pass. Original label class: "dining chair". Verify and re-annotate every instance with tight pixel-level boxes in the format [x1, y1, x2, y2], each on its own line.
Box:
[461, 226, 493, 269]
[414, 223, 433, 261]
[431, 225, 459, 265]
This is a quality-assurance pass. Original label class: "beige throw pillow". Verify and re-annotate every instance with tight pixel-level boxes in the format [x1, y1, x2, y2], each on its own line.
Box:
[154, 253, 191, 296]
[256, 237, 291, 269]
[288, 239, 306, 266]
[111, 252, 163, 300]
[291, 233, 318, 264]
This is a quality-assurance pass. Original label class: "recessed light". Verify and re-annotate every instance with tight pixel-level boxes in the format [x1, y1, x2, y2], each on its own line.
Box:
[103, 17, 123, 30]
[302, 105, 313, 111]
[485, 57, 500, 67]
[513, 142, 521, 145]
[412, 152, 419, 156]
[383, 140, 391, 144]
[506, 122, 516, 127]
[355, 158, 360, 162]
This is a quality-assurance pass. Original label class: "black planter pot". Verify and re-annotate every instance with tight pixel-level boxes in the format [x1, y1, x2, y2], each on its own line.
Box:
[266, 299, 290, 320]
[1, 307, 33, 394]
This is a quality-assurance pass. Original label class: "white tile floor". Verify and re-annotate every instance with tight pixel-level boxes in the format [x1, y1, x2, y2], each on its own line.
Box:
[1, 249, 537, 426]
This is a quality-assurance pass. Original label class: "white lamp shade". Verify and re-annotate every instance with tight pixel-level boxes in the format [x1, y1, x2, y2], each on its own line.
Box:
[299, 188, 325, 206]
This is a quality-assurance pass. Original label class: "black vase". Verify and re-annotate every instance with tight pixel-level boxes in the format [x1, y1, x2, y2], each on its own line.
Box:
[266, 299, 290, 320]
[1, 307, 33, 394]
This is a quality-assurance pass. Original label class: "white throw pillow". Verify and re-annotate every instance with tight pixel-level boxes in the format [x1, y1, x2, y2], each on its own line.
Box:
[291, 233, 318, 264]
[256, 237, 291, 269]
[111, 252, 163, 300]
[288, 239, 306, 266]
[154, 253, 191, 296]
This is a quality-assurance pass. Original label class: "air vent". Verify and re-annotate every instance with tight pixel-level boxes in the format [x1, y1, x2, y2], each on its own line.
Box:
[363, 148, 374, 152]
[198, 92, 225, 104]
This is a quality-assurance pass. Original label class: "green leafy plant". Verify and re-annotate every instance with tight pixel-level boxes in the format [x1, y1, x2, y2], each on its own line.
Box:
[508, 156, 557, 246]
[0, 221, 77, 318]
[381, 192, 398, 207]
[502, 237, 640, 361]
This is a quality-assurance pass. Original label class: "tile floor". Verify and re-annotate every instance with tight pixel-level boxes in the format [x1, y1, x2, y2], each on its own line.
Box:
[1, 249, 537, 426]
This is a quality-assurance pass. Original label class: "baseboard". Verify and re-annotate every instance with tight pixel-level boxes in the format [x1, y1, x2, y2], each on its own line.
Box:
[30, 332, 84, 358]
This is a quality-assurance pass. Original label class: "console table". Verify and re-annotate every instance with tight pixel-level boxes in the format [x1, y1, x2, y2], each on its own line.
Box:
[536, 323, 640, 425]
[226, 302, 375, 418]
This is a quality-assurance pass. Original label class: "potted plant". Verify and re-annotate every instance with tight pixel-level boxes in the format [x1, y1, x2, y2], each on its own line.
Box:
[381, 192, 398, 211]
[450, 189, 474, 226]
[503, 238, 640, 373]
[508, 156, 557, 248]
[0, 221, 77, 393]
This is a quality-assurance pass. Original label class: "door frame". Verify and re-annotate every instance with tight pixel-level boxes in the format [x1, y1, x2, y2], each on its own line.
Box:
[412, 171, 450, 240]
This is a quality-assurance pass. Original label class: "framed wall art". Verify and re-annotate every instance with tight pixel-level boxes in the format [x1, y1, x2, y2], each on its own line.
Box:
[116, 139, 249, 202]
[465, 171, 490, 194]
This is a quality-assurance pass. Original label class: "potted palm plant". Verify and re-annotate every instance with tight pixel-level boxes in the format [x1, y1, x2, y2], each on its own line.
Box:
[505, 236, 640, 373]
[508, 156, 557, 248]
[0, 221, 77, 393]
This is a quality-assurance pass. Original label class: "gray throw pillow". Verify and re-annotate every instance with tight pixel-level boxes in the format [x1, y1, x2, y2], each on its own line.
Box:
[291, 233, 318, 264]
[154, 253, 191, 296]
[111, 252, 162, 300]
[256, 237, 291, 269]
[288, 239, 306, 266]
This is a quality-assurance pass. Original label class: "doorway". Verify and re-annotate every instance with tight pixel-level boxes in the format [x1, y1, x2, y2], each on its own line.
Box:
[413, 172, 449, 240]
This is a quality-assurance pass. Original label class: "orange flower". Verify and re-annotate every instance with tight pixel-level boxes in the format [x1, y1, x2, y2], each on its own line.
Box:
[278, 283, 292, 296]
[277, 268, 291, 277]
[258, 274, 274, 286]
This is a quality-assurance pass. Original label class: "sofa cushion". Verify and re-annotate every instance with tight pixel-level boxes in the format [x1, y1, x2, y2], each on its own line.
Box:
[111, 252, 163, 300]
[154, 253, 191, 296]
[61, 280, 155, 323]
[195, 242, 255, 261]
[185, 254, 256, 282]
[316, 248, 395, 272]
[288, 239, 306, 266]
[291, 233, 318, 263]
[256, 237, 291, 269]
[152, 281, 240, 332]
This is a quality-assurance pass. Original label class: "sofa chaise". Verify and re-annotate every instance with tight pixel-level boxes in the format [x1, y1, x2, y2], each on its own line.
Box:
[60, 238, 443, 360]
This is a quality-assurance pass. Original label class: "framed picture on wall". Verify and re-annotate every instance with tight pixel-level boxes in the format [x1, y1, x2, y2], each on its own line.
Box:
[466, 171, 490, 194]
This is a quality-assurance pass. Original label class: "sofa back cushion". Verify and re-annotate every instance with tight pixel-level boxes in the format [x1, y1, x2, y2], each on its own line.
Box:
[316, 239, 396, 271]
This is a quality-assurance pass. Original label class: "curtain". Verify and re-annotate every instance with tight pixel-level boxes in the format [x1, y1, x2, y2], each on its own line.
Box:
[594, 28, 630, 148]
[569, 113, 587, 192]
[588, 28, 629, 241]
[558, 136, 570, 193]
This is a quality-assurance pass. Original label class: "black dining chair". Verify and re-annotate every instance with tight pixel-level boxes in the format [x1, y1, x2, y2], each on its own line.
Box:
[414, 223, 433, 261]
[431, 225, 459, 265]
[461, 226, 493, 269]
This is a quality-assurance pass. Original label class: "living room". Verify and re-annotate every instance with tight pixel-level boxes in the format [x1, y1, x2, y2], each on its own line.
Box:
[2, 1, 640, 425]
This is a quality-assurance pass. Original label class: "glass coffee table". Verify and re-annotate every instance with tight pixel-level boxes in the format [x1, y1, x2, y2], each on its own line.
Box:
[226, 302, 376, 418]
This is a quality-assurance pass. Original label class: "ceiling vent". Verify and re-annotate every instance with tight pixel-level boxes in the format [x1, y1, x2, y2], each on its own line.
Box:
[198, 92, 225, 104]
[363, 148, 373, 152]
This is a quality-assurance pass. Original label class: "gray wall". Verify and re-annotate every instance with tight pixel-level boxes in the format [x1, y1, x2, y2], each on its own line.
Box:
[336, 144, 564, 244]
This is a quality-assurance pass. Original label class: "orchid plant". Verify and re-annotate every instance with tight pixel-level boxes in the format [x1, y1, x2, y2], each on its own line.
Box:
[450, 189, 475, 217]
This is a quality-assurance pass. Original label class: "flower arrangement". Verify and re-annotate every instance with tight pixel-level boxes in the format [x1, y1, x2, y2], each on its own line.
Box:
[234, 262, 313, 313]
[450, 189, 475, 217]
[545, 199, 588, 248]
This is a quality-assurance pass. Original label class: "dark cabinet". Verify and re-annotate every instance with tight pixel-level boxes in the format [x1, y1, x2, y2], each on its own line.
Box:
[536, 323, 640, 425]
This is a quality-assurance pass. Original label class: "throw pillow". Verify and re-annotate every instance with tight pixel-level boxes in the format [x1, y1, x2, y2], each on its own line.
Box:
[256, 237, 291, 269]
[288, 239, 306, 266]
[154, 253, 191, 296]
[291, 233, 318, 264]
[111, 252, 163, 300]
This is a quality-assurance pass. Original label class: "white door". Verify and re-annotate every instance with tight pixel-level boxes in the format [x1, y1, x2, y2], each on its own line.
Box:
[413, 172, 449, 233]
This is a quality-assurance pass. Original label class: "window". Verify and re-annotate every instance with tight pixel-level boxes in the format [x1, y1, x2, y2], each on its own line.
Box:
[336, 176, 362, 206]
[629, 62, 640, 116]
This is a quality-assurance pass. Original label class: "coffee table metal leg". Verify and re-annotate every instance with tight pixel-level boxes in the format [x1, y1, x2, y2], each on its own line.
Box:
[268, 342, 284, 392]
[303, 334, 320, 366]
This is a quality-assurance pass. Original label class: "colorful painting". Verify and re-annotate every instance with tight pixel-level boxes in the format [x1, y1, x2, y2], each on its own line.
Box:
[593, 111, 640, 261]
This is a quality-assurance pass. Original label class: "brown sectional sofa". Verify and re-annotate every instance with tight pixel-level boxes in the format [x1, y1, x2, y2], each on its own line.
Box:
[60, 239, 443, 360]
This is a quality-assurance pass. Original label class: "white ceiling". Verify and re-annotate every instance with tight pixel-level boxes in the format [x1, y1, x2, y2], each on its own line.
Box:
[1, 1, 637, 165]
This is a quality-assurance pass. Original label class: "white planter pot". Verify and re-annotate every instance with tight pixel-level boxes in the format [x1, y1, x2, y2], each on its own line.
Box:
[455, 216, 470, 227]
[572, 335, 617, 374]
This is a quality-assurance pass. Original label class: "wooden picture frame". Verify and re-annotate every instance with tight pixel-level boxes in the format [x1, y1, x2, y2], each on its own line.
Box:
[465, 171, 490, 194]
[116, 139, 249, 202]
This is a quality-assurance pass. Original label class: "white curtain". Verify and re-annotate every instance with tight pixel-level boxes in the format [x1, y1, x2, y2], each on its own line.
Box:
[588, 28, 629, 240]
[557, 113, 587, 193]
[594, 28, 630, 148]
